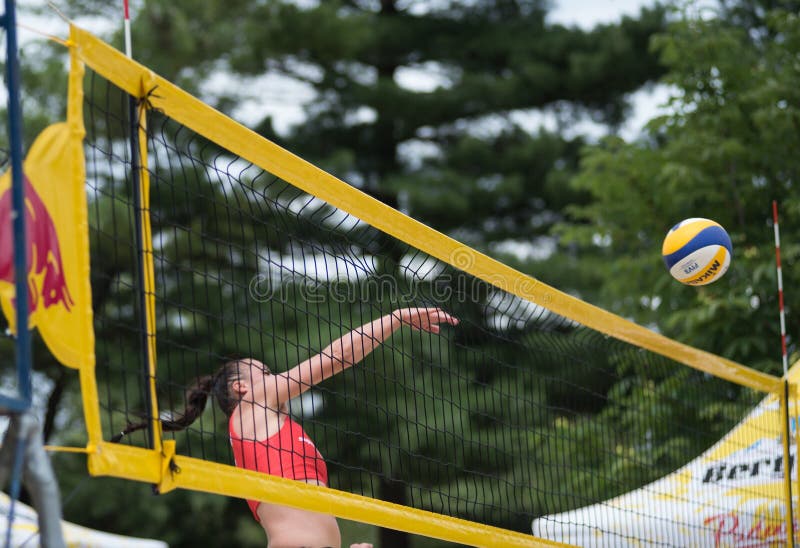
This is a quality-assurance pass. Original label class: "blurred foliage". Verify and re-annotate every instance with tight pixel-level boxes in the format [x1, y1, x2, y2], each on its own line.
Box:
[555, 1, 800, 374]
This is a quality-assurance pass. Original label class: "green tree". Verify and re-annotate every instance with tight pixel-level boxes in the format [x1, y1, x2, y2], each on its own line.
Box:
[546, 1, 800, 502]
[558, 1, 800, 370]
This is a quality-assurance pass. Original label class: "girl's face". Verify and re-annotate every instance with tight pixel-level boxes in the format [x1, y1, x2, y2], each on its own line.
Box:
[232, 358, 271, 402]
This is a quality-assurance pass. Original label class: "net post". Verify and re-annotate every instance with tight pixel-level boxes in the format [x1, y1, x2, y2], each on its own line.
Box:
[782, 380, 796, 546]
[127, 73, 160, 455]
[120, 0, 158, 455]
[793, 380, 800, 546]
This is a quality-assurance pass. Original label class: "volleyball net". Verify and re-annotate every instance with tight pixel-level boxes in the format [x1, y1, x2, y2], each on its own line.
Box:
[6, 24, 799, 546]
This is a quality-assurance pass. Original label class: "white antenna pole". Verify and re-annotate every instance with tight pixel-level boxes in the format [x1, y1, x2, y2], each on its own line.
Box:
[123, 0, 132, 57]
[773, 200, 789, 376]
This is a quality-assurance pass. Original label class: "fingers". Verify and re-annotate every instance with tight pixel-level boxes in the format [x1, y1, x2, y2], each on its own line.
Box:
[350, 544, 373, 548]
[395, 307, 459, 330]
[422, 307, 459, 327]
[436, 310, 459, 325]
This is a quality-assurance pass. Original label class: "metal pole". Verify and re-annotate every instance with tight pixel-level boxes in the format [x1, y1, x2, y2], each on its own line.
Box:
[1, 4, 66, 547]
[129, 106, 155, 451]
[4, 439, 25, 548]
[122, 0, 156, 452]
[5, 0, 32, 408]
[0, 413, 66, 548]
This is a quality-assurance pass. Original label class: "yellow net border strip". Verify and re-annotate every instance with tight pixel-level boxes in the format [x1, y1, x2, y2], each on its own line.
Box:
[68, 25, 779, 395]
[64, 22, 791, 548]
[86, 441, 567, 548]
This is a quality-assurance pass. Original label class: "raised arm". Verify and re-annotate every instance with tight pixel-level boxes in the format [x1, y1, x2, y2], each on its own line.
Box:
[266, 307, 458, 407]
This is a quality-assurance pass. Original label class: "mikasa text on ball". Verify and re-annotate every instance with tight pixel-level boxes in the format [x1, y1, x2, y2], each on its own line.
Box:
[662, 218, 732, 286]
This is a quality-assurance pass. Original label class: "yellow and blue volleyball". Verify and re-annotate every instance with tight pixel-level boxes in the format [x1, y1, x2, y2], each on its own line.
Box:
[662, 218, 732, 286]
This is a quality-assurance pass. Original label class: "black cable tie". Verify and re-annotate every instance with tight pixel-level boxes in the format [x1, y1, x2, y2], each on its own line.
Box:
[137, 85, 165, 115]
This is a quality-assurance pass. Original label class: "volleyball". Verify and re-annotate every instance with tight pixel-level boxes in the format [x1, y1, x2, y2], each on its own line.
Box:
[661, 218, 732, 286]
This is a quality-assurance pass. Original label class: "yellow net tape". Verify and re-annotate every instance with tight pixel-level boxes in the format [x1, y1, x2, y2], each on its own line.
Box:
[64, 21, 794, 548]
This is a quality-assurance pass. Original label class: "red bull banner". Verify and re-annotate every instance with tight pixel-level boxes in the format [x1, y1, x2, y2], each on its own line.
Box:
[0, 122, 92, 370]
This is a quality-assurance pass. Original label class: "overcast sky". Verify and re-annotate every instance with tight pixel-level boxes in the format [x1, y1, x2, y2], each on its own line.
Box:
[551, 0, 670, 139]
[550, 0, 660, 27]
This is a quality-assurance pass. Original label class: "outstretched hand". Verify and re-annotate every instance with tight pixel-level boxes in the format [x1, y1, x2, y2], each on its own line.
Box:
[391, 307, 459, 334]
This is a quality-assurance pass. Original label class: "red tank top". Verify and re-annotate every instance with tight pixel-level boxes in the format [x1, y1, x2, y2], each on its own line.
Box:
[229, 412, 328, 521]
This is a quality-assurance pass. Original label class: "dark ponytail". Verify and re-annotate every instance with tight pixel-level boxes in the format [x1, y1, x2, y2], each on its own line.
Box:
[112, 360, 242, 443]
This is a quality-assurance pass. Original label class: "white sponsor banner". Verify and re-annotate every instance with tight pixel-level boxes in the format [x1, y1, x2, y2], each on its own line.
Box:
[0, 492, 168, 548]
[533, 372, 799, 547]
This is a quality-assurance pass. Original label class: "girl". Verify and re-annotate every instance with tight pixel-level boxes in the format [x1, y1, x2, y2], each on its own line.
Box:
[118, 307, 458, 548]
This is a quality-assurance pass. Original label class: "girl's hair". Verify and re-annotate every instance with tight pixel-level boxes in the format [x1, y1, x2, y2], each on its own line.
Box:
[112, 359, 256, 443]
